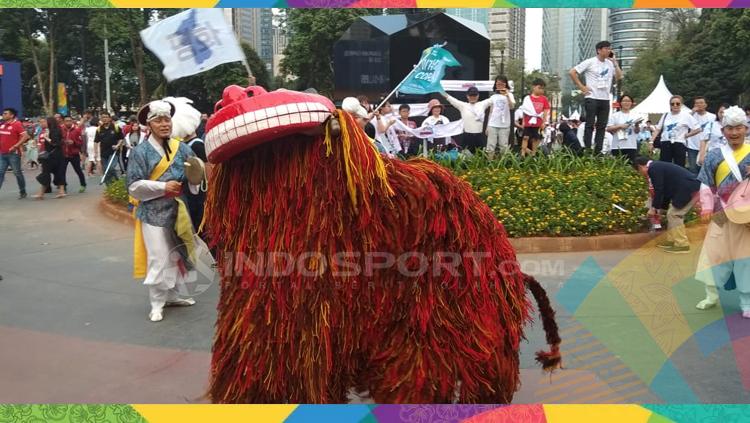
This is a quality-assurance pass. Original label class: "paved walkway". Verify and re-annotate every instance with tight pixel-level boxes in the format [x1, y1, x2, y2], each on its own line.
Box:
[0, 165, 747, 403]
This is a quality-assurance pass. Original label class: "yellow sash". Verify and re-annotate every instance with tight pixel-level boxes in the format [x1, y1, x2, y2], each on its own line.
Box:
[132, 138, 186, 279]
[716, 144, 750, 187]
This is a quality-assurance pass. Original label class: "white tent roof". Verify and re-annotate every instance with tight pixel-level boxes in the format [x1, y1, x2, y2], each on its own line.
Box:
[631, 75, 690, 115]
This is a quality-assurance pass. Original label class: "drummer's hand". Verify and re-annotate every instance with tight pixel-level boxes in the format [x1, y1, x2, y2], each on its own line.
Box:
[165, 181, 182, 197]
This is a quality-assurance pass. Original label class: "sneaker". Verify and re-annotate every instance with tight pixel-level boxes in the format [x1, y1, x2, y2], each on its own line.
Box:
[79, 186, 86, 193]
[664, 245, 690, 254]
[18, 192, 27, 199]
[656, 241, 675, 249]
[696, 299, 718, 310]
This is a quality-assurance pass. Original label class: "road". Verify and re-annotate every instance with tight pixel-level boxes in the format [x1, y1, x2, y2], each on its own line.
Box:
[1, 165, 747, 404]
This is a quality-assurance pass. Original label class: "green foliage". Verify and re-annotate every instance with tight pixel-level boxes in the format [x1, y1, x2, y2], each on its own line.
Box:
[280, 9, 381, 96]
[104, 177, 129, 206]
[2, 9, 269, 116]
[624, 9, 750, 108]
[438, 152, 650, 237]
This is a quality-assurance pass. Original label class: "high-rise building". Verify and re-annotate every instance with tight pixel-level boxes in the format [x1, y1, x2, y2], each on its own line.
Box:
[445, 8, 489, 27]
[542, 8, 608, 94]
[272, 26, 287, 57]
[271, 26, 288, 78]
[488, 9, 525, 75]
[608, 9, 665, 72]
[232, 9, 274, 73]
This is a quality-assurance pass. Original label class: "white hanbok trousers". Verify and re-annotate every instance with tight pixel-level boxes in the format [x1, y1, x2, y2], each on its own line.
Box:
[141, 222, 187, 311]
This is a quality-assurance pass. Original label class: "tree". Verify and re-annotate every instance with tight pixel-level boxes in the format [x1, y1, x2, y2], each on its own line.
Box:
[280, 9, 381, 96]
[624, 9, 750, 108]
[89, 9, 174, 107]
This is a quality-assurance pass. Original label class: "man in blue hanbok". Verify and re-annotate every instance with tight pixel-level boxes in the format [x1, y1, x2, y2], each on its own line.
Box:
[695, 106, 750, 319]
[127, 100, 204, 322]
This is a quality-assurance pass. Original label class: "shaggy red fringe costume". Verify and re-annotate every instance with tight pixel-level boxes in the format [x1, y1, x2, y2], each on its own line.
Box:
[203, 86, 561, 404]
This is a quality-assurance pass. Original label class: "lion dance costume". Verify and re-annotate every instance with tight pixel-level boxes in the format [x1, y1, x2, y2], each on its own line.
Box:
[203, 85, 561, 403]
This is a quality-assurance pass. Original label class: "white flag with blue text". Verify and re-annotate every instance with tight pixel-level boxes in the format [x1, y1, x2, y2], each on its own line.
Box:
[141, 8, 246, 82]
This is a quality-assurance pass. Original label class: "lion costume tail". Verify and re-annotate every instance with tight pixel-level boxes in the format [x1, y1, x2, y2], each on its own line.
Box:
[524, 274, 562, 371]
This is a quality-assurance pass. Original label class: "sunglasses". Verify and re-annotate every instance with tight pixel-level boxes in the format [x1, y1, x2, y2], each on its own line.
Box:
[671, 102, 681, 106]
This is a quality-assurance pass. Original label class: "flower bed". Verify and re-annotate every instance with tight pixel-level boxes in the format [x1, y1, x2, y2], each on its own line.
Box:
[438, 152, 651, 237]
[104, 177, 129, 206]
[102, 153, 668, 238]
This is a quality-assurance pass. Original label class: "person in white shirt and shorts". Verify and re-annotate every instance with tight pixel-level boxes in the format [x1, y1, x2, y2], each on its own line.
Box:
[485, 76, 516, 158]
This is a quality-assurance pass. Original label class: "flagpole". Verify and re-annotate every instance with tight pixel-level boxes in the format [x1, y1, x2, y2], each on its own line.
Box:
[374, 41, 447, 112]
[241, 59, 254, 84]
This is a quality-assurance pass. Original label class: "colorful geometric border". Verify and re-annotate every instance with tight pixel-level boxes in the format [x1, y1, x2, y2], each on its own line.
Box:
[1, 404, 749, 422]
[0, 0, 746, 8]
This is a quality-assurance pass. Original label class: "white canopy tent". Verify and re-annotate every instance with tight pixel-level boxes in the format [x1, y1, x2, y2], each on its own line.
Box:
[630, 75, 690, 116]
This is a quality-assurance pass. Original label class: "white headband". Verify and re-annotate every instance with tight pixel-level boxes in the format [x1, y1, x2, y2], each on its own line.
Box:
[147, 100, 172, 122]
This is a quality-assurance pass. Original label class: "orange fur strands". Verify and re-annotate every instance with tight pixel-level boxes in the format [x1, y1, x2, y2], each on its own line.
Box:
[205, 110, 551, 403]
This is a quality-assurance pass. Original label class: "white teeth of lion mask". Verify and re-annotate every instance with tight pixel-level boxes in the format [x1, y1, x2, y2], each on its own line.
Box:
[202, 86, 336, 164]
[206, 102, 331, 152]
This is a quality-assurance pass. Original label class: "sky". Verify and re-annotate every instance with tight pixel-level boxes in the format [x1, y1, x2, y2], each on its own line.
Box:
[525, 9, 543, 72]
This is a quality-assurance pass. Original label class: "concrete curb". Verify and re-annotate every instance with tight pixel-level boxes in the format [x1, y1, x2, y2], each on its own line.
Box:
[508, 224, 708, 253]
[99, 198, 134, 226]
[98, 197, 709, 253]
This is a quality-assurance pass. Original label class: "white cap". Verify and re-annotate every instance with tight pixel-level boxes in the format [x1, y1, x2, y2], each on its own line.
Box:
[342, 97, 368, 119]
[722, 106, 749, 128]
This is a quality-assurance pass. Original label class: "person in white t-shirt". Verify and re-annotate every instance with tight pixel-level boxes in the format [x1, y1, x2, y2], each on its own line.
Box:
[485, 76, 516, 158]
[569, 40, 623, 154]
[420, 99, 451, 152]
[84, 118, 100, 176]
[440, 86, 492, 153]
[606, 94, 641, 164]
[699, 104, 728, 164]
[373, 101, 402, 157]
[686, 96, 716, 174]
[650, 95, 702, 168]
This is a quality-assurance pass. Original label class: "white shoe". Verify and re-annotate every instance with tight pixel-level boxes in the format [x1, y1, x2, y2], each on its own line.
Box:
[149, 310, 164, 322]
[743, 311, 750, 319]
[165, 298, 196, 307]
[696, 299, 718, 310]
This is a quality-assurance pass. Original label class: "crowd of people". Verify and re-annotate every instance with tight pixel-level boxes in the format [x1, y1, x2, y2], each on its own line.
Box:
[0, 107, 210, 200]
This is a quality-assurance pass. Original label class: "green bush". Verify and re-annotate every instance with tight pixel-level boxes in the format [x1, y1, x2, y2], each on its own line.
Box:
[104, 177, 129, 206]
[438, 151, 651, 237]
